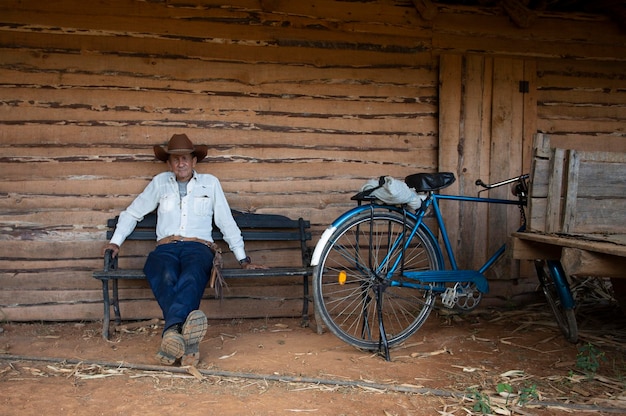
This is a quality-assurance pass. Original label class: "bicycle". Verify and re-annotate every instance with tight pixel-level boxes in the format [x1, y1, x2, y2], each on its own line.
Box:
[310, 172, 556, 360]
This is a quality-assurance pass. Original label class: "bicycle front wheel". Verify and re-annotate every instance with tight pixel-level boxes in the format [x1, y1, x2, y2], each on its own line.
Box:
[313, 210, 443, 351]
[535, 260, 578, 343]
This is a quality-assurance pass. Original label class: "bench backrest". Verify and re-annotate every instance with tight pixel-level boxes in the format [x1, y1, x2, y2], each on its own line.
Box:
[106, 210, 312, 266]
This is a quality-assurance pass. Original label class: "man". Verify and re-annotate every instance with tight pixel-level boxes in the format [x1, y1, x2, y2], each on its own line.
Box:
[102, 133, 264, 366]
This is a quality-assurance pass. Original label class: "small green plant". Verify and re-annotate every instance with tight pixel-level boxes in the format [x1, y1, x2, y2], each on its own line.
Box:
[466, 387, 491, 414]
[496, 382, 514, 405]
[518, 383, 539, 406]
[576, 342, 606, 377]
[496, 382, 539, 407]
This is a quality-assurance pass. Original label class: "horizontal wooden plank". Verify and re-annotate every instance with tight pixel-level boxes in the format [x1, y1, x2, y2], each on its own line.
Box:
[0, 160, 438, 182]
[511, 231, 626, 258]
[0, 241, 105, 259]
[0, 48, 438, 88]
[538, 104, 626, 120]
[0, 84, 437, 116]
[2, 30, 433, 68]
[0, 235, 315, 251]
[0, 111, 437, 137]
[1, 124, 439, 149]
[576, 160, 626, 198]
[0, 259, 104, 273]
[537, 75, 626, 92]
[537, 89, 626, 106]
[537, 118, 626, 134]
[435, 8, 619, 45]
[0, 174, 434, 198]
[0, 283, 305, 306]
[566, 199, 626, 234]
[0, 272, 102, 290]
[561, 247, 626, 278]
[0, 1, 433, 42]
[0, 270, 309, 295]
[0, 192, 377, 221]
[0, 240, 311, 268]
[0, 189, 377, 213]
[0, 202, 403, 240]
[509, 235, 562, 261]
[434, 12, 625, 61]
[0, 297, 306, 322]
[0, 289, 108, 305]
[548, 135, 626, 153]
[537, 59, 626, 78]
[433, 32, 626, 61]
[3, 24, 428, 57]
[2, 145, 438, 168]
[5, 0, 428, 30]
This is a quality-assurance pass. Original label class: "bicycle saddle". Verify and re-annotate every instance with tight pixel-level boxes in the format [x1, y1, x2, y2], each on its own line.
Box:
[405, 172, 456, 192]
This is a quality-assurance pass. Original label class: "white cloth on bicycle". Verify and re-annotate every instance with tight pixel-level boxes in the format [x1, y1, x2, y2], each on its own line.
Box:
[361, 176, 426, 210]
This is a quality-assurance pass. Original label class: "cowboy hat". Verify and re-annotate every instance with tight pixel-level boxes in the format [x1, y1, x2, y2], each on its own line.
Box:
[153, 134, 208, 162]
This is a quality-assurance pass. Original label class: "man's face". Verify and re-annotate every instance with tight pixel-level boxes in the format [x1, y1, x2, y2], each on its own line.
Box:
[167, 153, 197, 182]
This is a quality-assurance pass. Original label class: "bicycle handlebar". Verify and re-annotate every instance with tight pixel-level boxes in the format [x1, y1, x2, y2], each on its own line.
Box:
[475, 174, 529, 190]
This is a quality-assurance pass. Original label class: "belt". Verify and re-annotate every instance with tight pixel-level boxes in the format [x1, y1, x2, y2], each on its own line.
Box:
[157, 235, 218, 250]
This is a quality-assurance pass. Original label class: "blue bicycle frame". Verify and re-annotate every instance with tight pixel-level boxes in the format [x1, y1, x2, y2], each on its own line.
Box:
[313, 191, 525, 295]
[545, 260, 576, 309]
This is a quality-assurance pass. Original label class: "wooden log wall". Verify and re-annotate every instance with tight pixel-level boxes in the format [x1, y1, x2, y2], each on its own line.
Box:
[0, 0, 624, 322]
[536, 60, 626, 153]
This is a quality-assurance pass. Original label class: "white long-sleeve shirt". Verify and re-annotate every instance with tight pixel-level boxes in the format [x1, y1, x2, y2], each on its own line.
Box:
[109, 170, 247, 261]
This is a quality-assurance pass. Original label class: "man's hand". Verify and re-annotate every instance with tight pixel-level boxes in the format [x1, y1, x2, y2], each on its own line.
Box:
[102, 243, 120, 258]
[242, 262, 268, 270]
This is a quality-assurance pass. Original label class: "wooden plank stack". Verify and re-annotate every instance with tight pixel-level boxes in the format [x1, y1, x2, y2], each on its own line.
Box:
[513, 133, 626, 280]
[528, 133, 626, 236]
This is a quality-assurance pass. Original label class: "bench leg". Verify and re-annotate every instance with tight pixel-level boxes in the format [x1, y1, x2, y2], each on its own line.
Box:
[301, 275, 310, 328]
[305, 274, 325, 335]
[112, 278, 122, 325]
[101, 280, 111, 340]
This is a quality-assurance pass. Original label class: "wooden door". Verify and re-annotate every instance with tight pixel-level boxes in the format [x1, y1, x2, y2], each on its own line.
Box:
[438, 54, 536, 276]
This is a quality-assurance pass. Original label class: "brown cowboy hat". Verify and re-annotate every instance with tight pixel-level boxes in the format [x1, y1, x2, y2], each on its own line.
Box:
[153, 134, 208, 162]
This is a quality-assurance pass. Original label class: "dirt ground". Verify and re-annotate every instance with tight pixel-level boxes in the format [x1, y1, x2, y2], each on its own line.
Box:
[1, 300, 626, 416]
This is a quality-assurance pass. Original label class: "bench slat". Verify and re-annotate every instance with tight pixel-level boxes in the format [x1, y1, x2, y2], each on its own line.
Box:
[107, 230, 311, 241]
[93, 266, 312, 280]
[107, 211, 310, 230]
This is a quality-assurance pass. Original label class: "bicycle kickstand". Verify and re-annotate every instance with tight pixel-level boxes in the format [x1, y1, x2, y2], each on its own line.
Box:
[375, 285, 391, 361]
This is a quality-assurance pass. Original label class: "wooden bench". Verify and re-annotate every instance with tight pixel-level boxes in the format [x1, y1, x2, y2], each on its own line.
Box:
[93, 210, 313, 340]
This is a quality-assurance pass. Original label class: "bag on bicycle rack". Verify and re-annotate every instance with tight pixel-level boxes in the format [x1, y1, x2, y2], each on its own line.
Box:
[360, 176, 426, 210]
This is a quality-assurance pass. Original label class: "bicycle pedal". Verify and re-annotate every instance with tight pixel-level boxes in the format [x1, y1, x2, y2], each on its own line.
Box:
[441, 287, 458, 308]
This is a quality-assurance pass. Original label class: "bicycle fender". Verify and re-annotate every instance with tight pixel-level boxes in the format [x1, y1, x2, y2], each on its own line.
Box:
[310, 225, 337, 266]
[310, 204, 423, 267]
[310, 205, 393, 267]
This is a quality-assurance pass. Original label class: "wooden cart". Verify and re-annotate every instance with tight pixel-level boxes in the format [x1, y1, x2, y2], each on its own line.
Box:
[510, 134, 626, 342]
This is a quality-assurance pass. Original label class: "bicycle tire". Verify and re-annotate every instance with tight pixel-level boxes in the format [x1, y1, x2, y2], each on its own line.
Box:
[535, 260, 578, 343]
[313, 210, 443, 351]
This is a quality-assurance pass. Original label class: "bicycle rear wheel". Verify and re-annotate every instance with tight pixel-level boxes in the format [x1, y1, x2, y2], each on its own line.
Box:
[535, 260, 578, 343]
[313, 210, 443, 351]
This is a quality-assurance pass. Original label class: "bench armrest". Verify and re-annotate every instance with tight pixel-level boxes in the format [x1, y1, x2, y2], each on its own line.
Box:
[104, 249, 118, 272]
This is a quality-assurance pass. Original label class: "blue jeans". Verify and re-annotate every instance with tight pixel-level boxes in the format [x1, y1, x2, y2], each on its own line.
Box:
[143, 241, 213, 333]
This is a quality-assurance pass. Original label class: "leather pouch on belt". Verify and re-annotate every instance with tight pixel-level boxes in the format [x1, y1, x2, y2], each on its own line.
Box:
[209, 247, 226, 299]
